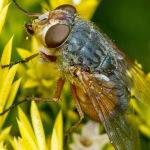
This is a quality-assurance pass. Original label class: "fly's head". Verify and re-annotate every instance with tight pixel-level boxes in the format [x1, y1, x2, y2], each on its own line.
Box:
[25, 4, 77, 62]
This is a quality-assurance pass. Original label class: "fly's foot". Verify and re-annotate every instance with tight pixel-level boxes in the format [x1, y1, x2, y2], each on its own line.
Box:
[65, 117, 83, 137]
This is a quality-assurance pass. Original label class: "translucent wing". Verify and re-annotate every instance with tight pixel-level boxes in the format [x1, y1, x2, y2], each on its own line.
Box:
[127, 64, 150, 106]
[99, 30, 150, 106]
[75, 69, 140, 150]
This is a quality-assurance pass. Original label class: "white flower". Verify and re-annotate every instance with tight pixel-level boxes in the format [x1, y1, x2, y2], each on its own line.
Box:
[69, 121, 109, 150]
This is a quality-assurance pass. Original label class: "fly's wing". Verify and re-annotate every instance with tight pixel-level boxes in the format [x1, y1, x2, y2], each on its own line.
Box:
[75, 69, 140, 150]
[104, 32, 150, 106]
[127, 64, 150, 105]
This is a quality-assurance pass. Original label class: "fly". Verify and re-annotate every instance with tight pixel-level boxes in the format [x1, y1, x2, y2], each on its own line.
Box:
[1, 1, 150, 150]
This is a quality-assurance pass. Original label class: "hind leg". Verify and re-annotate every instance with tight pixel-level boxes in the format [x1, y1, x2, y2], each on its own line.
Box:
[65, 84, 84, 135]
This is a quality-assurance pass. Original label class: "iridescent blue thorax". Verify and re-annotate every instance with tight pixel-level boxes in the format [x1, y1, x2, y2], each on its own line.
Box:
[59, 17, 126, 76]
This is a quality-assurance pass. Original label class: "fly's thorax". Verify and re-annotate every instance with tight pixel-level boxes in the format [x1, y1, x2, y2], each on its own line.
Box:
[59, 17, 130, 79]
[59, 18, 115, 74]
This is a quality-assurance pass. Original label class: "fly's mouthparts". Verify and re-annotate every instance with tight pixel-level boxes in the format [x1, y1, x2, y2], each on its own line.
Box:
[40, 52, 57, 62]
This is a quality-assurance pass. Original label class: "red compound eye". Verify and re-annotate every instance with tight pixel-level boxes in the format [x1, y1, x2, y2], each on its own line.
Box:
[45, 24, 70, 48]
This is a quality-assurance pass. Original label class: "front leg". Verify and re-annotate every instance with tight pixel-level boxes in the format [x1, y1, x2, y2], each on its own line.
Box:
[1, 53, 39, 68]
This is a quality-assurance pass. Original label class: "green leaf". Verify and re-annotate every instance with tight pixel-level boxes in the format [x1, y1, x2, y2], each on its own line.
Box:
[0, 3, 9, 34]
[31, 101, 47, 150]
[51, 111, 63, 150]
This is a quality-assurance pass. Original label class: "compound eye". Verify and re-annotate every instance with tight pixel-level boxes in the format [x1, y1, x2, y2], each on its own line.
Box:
[45, 24, 70, 48]
[55, 4, 77, 14]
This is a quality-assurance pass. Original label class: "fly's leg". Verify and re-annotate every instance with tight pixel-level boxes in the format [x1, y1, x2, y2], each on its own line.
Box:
[71, 84, 84, 127]
[0, 53, 39, 68]
[0, 78, 65, 116]
[0, 97, 56, 116]
[65, 84, 84, 135]
[53, 78, 65, 101]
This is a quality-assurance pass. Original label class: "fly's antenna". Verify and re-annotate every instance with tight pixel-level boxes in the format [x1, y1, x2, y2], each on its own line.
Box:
[12, 0, 41, 17]
[0, 53, 39, 69]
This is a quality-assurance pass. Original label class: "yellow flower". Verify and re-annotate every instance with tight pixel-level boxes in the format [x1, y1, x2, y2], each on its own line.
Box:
[0, 141, 7, 150]
[10, 102, 63, 150]
[50, 0, 101, 19]
[0, 37, 21, 147]
[132, 98, 150, 138]
[0, 0, 9, 34]
[51, 110, 63, 150]
[0, 0, 21, 147]
[0, 37, 21, 128]
[17, 37, 61, 97]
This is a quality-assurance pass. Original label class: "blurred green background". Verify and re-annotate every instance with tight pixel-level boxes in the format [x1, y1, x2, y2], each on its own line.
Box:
[0, 0, 150, 71]
[93, 0, 150, 72]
